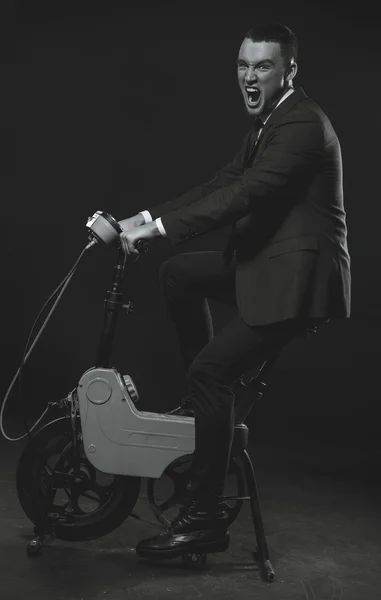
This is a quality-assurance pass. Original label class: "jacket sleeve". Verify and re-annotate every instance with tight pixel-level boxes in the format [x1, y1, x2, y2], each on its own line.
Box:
[160, 115, 325, 245]
[146, 130, 254, 220]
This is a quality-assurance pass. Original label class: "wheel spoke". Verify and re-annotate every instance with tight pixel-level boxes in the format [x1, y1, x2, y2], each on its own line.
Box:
[80, 490, 100, 503]
[164, 466, 191, 498]
[87, 481, 111, 503]
[67, 487, 90, 515]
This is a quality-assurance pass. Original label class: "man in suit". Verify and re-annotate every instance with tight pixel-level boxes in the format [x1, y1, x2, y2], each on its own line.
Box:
[118, 22, 351, 559]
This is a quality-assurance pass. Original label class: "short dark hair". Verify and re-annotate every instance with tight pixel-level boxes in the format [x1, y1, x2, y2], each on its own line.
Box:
[245, 22, 298, 66]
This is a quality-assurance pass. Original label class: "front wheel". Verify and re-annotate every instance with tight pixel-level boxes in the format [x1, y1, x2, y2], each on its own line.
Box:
[16, 418, 141, 542]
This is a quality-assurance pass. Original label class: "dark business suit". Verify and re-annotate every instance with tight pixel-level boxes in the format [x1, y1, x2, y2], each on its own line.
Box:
[145, 87, 351, 502]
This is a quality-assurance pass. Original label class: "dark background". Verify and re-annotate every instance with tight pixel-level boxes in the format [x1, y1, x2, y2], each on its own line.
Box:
[0, 1, 379, 449]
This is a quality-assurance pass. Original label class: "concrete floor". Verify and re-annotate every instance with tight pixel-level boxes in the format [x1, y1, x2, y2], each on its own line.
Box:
[1, 430, 380, 600]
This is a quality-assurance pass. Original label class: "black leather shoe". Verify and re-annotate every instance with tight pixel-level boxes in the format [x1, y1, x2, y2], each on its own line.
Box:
[136, 500, 230, 560]
[166, 395, 195, 417]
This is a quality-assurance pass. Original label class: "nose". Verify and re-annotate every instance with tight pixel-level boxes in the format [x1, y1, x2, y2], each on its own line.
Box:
[244, 66, 257, 85]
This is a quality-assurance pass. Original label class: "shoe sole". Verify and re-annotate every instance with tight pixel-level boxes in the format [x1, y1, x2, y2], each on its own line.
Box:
[136, 532, 230, 560]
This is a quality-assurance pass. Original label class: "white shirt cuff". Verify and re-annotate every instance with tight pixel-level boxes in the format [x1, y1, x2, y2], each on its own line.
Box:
[140, 210, 152, 223]
[156, 217, 167, 237]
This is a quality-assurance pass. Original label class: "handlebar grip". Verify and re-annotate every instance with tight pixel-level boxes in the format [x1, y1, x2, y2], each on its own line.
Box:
[135, 239, 149, 253]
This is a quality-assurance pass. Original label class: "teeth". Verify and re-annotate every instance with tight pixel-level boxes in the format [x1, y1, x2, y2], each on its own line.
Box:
[246, 87, 258, 92]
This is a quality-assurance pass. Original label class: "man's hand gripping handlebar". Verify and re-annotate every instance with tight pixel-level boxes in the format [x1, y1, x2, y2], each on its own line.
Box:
[85, 211, 151, 255]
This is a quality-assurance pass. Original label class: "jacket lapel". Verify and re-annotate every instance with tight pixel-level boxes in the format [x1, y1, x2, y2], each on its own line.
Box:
[224, 87, 308, 265]
[246, 87, 307, 166]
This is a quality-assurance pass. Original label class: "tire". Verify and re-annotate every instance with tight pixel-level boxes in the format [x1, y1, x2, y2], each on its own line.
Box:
[16, 417, 141, 542]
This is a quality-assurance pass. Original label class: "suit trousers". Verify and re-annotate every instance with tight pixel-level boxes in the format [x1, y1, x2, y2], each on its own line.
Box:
[158, 250, 318, 504]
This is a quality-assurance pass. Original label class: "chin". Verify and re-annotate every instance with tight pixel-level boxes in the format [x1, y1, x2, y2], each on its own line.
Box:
[245, 104, 261, 117]
[241, 98, 263, 117]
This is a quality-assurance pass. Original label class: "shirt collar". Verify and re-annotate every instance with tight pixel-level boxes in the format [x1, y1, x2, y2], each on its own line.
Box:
[258, 87, 295, 127]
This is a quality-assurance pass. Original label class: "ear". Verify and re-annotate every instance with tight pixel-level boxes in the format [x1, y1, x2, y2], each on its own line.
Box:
[286, 61, 298, 82]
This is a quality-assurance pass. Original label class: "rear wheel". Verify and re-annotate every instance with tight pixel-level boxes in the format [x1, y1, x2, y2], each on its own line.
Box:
[147, 454, 245, 528]
[16, 418, 141, 541]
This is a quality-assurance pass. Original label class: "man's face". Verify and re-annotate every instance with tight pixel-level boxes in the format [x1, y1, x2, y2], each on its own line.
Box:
[237, 39, 291, 120]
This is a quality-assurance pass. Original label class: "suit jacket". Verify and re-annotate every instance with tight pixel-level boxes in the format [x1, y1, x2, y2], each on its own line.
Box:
[146, 87, 351, 326]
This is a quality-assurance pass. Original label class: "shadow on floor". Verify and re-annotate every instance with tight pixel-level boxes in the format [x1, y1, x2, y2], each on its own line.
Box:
[1, 430, 380, 600]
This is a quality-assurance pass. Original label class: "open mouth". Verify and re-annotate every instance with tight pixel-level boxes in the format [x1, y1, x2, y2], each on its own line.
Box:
[245, 87, 260, 107]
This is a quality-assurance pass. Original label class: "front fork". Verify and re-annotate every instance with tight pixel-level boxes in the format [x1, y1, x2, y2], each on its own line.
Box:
[37, 390, 82, 529]
[47, 388, 81, 444]
[69, 389, 81, 459]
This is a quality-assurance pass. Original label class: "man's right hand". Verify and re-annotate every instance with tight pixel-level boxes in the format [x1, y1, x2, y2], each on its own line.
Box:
[118, 213, 145, 232]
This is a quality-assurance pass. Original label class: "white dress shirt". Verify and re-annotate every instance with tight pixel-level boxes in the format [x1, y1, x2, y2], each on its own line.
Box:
[140, 87, 295, 237]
